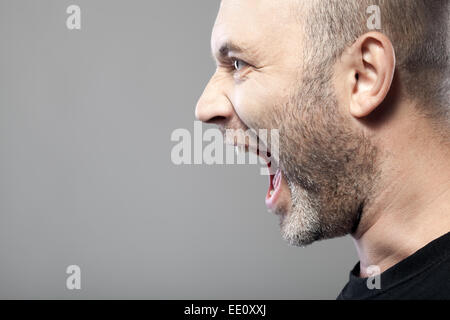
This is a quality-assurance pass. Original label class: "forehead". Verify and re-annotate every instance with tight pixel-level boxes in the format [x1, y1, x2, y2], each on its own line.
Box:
[212, 0, 302, 58]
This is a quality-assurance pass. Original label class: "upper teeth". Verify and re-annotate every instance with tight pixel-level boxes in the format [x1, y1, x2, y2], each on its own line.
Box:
[235, 146, 245, 155]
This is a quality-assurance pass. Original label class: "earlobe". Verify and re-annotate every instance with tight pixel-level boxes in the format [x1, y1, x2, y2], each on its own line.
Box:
[349, 32, 396, 119]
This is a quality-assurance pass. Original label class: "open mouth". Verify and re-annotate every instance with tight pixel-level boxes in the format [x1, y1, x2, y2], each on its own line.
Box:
[266, 162, 282, 211]
[235, 144, 284, 211]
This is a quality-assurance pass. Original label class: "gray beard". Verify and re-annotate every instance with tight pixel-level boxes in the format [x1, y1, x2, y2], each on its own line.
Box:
[280, 181, 322, 247]
[275, 84, 379, 247]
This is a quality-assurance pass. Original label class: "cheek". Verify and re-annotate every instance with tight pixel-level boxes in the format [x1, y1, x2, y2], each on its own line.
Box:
[232, 78, 286, 130]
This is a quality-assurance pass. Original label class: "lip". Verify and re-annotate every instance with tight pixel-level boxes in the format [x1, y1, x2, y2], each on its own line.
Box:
[265, 167, 282, 211]
[233, 143, 273, 165]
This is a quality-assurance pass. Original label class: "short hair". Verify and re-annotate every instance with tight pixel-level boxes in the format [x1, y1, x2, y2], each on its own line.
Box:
[302, 0, 450, 121]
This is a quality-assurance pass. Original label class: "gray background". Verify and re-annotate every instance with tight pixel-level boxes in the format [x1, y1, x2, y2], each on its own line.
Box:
[0, 0, 357, 299]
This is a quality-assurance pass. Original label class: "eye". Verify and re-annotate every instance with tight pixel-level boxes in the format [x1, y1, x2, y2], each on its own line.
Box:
[233, 59, 248, 71]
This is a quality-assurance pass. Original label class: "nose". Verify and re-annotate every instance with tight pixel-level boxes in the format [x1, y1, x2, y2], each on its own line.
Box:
[195, 73, 234, 124]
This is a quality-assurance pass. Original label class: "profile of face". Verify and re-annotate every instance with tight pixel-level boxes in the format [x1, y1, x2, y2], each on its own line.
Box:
[196, 0, 379, 246]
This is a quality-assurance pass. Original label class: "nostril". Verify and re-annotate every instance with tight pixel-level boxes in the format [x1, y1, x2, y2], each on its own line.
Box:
[206, 116, 227, 125]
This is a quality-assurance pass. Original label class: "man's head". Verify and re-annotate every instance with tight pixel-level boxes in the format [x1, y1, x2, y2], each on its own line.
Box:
[195, 0, 450, 246]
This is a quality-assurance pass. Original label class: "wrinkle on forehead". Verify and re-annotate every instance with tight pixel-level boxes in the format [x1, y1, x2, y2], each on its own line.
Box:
[213, 0, 303, 64]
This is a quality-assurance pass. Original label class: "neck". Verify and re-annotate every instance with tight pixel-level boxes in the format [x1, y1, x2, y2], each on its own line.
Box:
[352, 113, 450, 277]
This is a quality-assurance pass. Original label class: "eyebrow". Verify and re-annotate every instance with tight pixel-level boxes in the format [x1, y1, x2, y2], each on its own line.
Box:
[213, 41, 245, 60]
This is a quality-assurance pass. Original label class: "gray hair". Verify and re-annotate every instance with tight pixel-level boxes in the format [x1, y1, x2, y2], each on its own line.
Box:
[302, 0, 450, 122]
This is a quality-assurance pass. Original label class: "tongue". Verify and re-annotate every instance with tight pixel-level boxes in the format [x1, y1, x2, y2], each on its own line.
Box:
[268, 172, 275, 195]
[266, 162, 281, 199]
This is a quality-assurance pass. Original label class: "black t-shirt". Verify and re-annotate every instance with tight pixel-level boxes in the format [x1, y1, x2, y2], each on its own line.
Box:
[337, 232, 450, 300]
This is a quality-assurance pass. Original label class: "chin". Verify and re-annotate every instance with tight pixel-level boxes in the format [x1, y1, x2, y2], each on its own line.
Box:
[278, 183, 323, 247]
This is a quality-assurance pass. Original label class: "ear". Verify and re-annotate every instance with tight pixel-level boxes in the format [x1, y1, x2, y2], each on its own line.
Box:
[347, 32, 396, 118]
